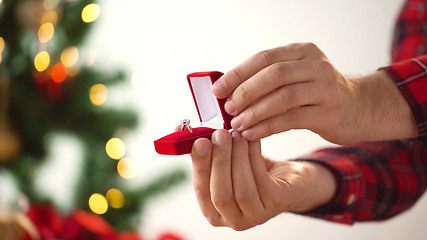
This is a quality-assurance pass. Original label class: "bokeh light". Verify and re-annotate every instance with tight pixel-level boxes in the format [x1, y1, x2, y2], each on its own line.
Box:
[105, 138, 125, 160]
[117, 158, 136, 179]
[88, 193, 108, 215]
[89, 84, 108, 105]
[0, 37, 4, 52]
[61, 46, 79, 68]
[106, 188, 125, 209]
[34, 51, 50, 72]
[41, 11, 58, 25]
[51, 63, 67, 83]
[38, 22, 54, 43]
[81, 4, 100, 23]
[0, 37, 3, 64]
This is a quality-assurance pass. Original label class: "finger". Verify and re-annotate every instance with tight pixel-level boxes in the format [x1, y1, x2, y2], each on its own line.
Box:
[246, 140, 273, 204]
[213, 42, 322, 99]
[241, 106, 317, 141]
[191, 138, 223, 226]
[225, 59, 317, 116]
[231, 81, 322, 131]
[210, 130, 242, 220]
[230, 131, 264, 216]
[174, 125, 181, 132]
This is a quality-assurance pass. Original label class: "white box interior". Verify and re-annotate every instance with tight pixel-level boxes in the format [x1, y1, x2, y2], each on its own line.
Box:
[189, 76, 224, 129]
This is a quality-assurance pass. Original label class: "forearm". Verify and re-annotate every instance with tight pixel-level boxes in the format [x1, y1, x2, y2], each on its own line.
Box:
[295, 140, 427, 225]
[350, 70, 418, 142]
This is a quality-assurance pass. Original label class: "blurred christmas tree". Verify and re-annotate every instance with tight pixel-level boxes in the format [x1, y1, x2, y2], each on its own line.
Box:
[0, 0, 186, 238]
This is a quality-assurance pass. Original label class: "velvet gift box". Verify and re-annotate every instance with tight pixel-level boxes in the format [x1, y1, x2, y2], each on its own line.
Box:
[154, 71, 233, 155]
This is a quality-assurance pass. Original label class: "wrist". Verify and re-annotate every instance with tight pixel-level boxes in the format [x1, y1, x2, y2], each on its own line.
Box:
[290, 161, 337, 213]
[349, 71, 418, 142]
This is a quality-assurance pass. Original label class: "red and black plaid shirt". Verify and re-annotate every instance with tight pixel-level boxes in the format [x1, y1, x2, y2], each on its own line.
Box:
[300, 0, 427, 224]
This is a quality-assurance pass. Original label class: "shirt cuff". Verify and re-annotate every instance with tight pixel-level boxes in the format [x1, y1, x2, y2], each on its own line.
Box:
[380, 55, 427, 148]
[295, 149, 366, 225]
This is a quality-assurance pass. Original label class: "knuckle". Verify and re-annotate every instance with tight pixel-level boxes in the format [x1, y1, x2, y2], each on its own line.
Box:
[264, 118, 275, 134]
[228, 69, 245, 87]
[211, 156, 229, 168]
[244, 106, 257, 125]
[315, 59, 335, 80]
[301, 42, 320, 53]
[234, 190, 254, 206]
[193, 187, 211, 203]
[254, 49, 274, 67]
[277, 87, 295, 104]
[206, 215, 223, 227]
[230, 223, 250, 231]
[234, 84, 249, 106]
[269, 63, 287, 81]
[212, 195, 232, 209]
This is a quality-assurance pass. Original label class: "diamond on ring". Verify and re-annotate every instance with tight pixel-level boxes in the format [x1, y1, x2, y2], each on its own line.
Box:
[180, 119, 192, 132]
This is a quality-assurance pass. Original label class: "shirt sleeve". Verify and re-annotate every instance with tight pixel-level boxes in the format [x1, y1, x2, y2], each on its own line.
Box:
[381, 55, 427, 148]
[296, 140, 427, 225]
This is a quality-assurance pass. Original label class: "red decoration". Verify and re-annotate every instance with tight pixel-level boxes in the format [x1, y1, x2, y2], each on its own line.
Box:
[24, 204, 144, 240]
[26, 204, 64, 239]
[157, 232, 184, 240]
[154, 71, 232, 155]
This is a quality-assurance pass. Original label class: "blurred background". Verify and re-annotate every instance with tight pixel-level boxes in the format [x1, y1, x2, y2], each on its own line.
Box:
[1, 0, 427, 239]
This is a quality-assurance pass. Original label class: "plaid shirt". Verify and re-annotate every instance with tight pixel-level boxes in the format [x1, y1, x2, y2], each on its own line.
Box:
[300, 0, 427, 224]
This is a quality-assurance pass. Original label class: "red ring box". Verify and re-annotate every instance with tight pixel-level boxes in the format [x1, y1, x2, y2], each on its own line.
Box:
[154, 71, 232, 155]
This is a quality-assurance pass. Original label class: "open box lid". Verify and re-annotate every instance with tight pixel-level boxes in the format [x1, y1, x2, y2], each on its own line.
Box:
[187, 71, 232, 130]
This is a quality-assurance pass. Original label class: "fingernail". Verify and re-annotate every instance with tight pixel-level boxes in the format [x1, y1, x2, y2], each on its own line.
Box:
[212, 130, 229, 145]
[231, 116, 241, 130]
[242, 129, 254, 140]
[232, 130, 243, 140]
[195, 142, 209, 156]
[212, 79, 226, 97]
[224, 99, 236, 115]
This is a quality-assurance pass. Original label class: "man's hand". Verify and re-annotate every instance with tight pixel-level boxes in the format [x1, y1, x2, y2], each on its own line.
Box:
[190, 129, 336, 231]
[213, 43, 418, 144]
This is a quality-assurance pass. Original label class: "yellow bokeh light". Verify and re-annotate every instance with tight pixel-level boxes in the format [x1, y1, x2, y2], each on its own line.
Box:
[34, 51, 50, 72]
[105, 138, 125, 160]
[41, 11, 58, 25]
[0, 37, 4, 52]
[106, 188, 125, 209]
[38, 23, 54, 43]
[88, 193, 108, 215]
[89, 84, 108, 105]
[61, 46, 79, 68]
[117, 158, 136, 179]
[81, 4, 100, 23]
